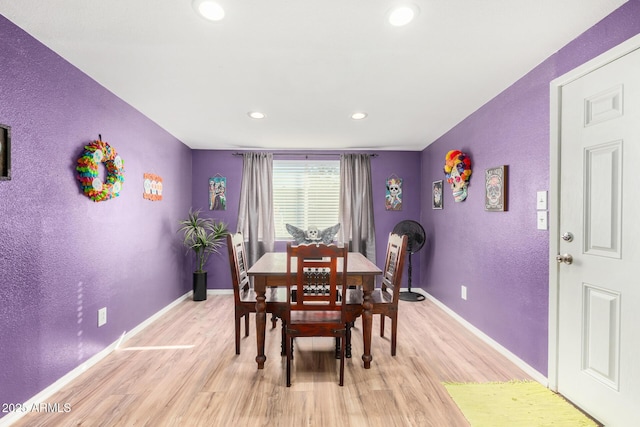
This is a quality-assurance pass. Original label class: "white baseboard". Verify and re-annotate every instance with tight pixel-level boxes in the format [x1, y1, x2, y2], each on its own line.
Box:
[406, 288, 548, 386]
[0, 292, 191, 427]
[206, 289, 233, 295]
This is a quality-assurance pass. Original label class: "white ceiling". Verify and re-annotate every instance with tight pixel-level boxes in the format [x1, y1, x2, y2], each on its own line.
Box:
[0, 0, 627, 151]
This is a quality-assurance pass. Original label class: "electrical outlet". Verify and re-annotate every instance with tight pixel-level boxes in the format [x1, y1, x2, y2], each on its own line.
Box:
[98, 307, 107, 327]
[461, 285, 467, 300]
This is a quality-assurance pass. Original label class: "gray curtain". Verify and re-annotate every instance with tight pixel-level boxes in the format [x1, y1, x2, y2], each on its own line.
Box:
[237, 152, 275, 266]
[339, 153, 376, 262]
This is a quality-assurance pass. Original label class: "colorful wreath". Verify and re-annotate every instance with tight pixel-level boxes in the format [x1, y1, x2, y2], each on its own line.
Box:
[76, 139, 125, 202]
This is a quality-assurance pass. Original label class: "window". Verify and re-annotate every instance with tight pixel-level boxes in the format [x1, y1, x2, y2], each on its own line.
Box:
[273, 159, 340, 240]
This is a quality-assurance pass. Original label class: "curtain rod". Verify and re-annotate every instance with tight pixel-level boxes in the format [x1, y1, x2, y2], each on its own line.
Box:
[232, 152, 378, 158]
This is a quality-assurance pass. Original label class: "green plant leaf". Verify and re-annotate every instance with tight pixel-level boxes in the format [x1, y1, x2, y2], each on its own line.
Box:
[178, 208, 228, 272]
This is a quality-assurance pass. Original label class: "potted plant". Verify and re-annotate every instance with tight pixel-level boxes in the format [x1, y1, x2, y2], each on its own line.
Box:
[178, 208, 228, 301]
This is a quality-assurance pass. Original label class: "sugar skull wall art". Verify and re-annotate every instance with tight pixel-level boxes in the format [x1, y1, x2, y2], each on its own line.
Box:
[209, 174, 227, 210]
[444, 150, 472, 202]
[143, 173, 163, 201]
[385, 175, 403, 210]
[485, 165, 508, 211]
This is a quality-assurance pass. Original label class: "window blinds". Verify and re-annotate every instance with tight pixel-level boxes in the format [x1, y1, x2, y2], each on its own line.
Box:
[273, 159, 340, 239]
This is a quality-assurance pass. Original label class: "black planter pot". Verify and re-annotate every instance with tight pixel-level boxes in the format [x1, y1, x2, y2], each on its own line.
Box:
[193, 272, 207, 301]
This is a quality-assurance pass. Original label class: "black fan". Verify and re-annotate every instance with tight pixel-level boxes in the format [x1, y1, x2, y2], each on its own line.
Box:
[392, 220, 426, 302]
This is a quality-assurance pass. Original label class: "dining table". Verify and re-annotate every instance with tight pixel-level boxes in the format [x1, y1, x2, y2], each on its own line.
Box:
[247, 251, 382, 369]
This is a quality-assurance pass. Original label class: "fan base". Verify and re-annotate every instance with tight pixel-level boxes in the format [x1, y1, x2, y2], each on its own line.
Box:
[399, 291, 425, 302]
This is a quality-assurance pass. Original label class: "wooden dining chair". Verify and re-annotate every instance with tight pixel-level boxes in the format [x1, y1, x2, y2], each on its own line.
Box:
[227, 232, 286, 355]
[346, 232, 408, 356]
[284, 242, 349, 387]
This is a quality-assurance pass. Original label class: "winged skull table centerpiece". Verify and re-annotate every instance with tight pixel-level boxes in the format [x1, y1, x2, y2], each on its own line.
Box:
[286, 223, 340, 245]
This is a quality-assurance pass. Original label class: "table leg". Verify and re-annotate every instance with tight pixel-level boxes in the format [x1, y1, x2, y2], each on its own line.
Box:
[361, 278, 373, 369]
[254, 277, 267, 369]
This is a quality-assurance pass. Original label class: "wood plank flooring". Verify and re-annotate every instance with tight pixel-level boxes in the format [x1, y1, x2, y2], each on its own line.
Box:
[11, 294, 532, 427]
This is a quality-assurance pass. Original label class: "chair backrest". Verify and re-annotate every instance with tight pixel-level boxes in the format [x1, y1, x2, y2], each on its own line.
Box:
[227, 232, 250, 303]
[286, 242, 349, 314]
[380, 233, 408, 301]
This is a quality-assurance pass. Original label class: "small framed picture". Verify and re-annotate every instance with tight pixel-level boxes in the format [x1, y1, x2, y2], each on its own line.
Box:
[209, 175, 227, 210]
[143, 173, 163, 201]
[432, 180, 443, 209]
[0, 124, 10, 180]
[485, 165, 508, 211]
[385, 174, 402, 211]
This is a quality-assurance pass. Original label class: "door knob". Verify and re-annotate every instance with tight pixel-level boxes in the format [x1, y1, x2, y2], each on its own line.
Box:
[562, 232, 574, 242]
[556, 254, 573, 265]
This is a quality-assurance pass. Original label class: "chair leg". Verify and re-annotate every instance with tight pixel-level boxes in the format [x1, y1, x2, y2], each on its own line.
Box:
[244, 313, 250, 337]
[380, 313, 386, 337]
[282, 322, 294, 359]
[286, 335, 292, 387]
[390, 313, 398, 356]
[280, 320, 286, 356]
[339, 334, 345, 386]
[235, 315, 241, 355]
[335, 337, 340, 359]
[346, 322, 353, 358]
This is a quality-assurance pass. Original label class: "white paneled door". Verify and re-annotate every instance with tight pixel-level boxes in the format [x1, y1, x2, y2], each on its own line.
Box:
[557, 46, 640, 426]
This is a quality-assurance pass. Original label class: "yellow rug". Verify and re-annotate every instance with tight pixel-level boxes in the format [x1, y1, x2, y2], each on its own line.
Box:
[443, 380, 598, 426]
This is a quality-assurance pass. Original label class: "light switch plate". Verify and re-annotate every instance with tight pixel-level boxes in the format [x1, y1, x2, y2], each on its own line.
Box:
[537, 191, 547, 210]
[537, 211, 548, 230]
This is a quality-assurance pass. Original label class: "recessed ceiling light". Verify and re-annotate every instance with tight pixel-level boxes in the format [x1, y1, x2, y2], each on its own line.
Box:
[388, 5, 419, 27]
[351, 112, 368, 120]
[248, 111, 266, 119]
[193, 0, 225, 22]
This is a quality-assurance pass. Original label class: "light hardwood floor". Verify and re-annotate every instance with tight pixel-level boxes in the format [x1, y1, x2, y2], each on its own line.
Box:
[11, 294, 532, 427]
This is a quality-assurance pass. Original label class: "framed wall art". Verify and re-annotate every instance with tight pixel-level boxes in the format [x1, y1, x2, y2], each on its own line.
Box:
[143, 173, 163, 201]
[0, 124, 11, 180]
[209, 174, 226, 210]
[485, 165, 508, 211]
[432, 180, 443, 209]
[385, 174, 402, 211]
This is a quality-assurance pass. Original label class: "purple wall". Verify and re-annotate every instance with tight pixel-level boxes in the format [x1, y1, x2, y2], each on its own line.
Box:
[2, 0, 639, 415]
[191, 150, 422, 290]
[419, 0, 640, 375]
[0, 16, 193, 414]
